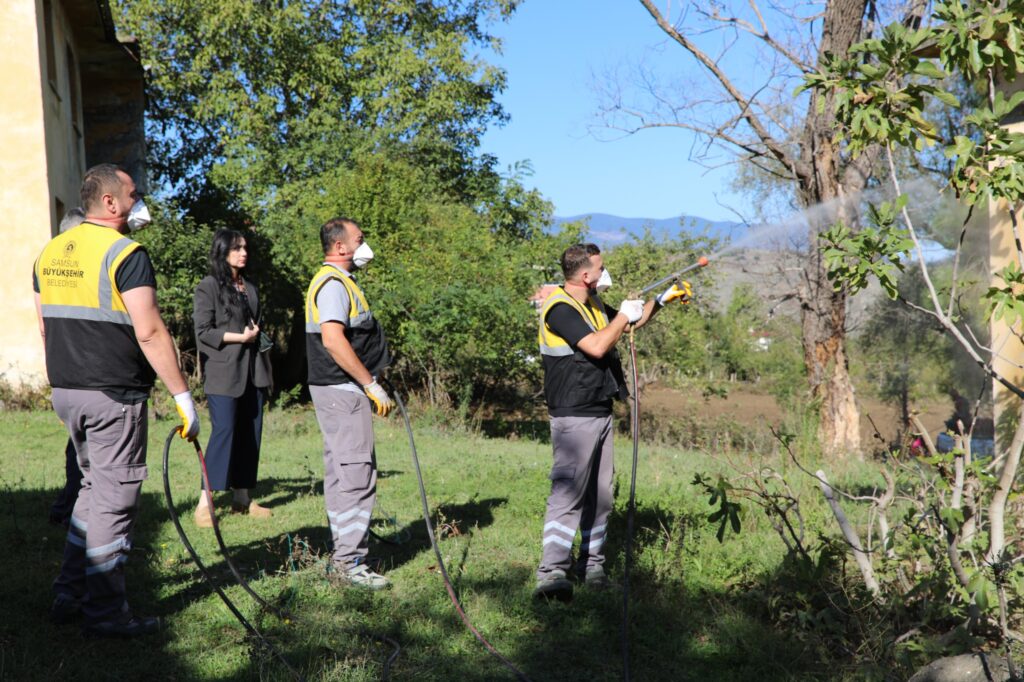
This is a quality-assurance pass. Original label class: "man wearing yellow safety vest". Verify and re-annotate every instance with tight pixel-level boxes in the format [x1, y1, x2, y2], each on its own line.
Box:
[34, 164, 201, 636]
[305, 217, 394, 590]
[534, 243, 688, 600]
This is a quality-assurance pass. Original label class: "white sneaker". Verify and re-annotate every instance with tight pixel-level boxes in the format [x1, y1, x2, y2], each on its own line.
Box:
[343, 563, 391, 591]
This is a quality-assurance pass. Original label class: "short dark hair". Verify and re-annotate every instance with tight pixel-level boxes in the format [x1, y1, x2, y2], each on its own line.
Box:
[560, 243, 601, 279]
[80, 164, 129, 213]
[320, 217, 357, 254]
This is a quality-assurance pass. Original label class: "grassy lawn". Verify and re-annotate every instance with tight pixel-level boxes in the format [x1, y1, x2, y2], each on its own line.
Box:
[0, 405, 856, 681]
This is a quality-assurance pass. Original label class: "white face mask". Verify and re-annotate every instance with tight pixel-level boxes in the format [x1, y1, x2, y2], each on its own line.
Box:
[126, 200, 151, 232]
[595, 268, 612, 293]
[353, 241, 374, 269]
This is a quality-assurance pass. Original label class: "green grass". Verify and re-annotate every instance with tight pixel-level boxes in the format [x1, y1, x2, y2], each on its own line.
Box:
[0, 406, 865, 681]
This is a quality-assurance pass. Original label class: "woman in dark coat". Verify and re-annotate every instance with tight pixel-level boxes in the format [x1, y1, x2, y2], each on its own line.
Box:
[192, 229, 273, 527]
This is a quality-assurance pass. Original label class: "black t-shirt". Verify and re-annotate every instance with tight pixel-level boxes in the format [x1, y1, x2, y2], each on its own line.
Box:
[544, 300, 619, 417]
[114, 248, 158, 292]
[544, 300, 617, 346]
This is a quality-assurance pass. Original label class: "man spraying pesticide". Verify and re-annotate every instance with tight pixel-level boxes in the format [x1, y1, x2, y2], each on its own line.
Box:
[532, 244, 703, 604]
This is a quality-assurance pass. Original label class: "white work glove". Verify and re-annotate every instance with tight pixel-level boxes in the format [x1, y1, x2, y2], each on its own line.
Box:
[657, 281, 692, 307]
[363, 380, 394, 417]
[173, 391, 201, 441]
[618, 299, 645, 324]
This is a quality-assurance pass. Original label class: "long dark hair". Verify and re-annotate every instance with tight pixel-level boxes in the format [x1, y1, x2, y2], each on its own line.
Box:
[208, 228, 249, 315]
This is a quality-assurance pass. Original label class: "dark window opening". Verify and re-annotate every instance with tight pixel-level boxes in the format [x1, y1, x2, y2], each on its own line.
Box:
[42, 0, 57, 87]
[66, 42, 80, 134]
[54, 197, 65, 237]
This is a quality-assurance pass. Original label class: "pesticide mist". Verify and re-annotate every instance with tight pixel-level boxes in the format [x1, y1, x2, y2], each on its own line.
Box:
[709, 178, 967, 267]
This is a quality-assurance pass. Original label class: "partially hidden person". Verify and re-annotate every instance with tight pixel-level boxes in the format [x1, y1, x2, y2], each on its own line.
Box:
[47, 207, 87, 528]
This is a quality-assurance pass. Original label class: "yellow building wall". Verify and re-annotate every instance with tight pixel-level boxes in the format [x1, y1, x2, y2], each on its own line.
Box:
[991, 78, 1024, 450]
[0, 0, 88, 389]
[989, 193, 1022, 449]
[0, 0, 143, 391]
[0, 0, 53, 388]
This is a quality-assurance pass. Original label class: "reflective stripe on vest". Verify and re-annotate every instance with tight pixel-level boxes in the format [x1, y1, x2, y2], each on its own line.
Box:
[538, 287, 609, 356]
[304, 264, 373, 332]
[35, 223, 140, 327]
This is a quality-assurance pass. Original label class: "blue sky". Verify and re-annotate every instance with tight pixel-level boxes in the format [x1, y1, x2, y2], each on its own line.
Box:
[478, 1, 747, 222]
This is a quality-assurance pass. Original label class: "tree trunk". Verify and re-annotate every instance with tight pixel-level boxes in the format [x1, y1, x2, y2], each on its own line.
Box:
[795, 147, 862, 455]
[795, 0, 871, 456]
[801, 280, 861, 454]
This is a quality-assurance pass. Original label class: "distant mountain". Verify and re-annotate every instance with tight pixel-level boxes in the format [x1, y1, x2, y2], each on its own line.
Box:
[551, 213, 744, 246]
[551, 213, 953, 262]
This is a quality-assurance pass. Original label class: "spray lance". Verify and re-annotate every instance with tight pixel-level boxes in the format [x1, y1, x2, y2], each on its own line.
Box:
[620, 254, 709, 682]
[638, 255, 710, 298]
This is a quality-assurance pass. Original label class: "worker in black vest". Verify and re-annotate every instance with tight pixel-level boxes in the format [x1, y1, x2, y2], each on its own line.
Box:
[35, 164, 200, 636]
[305, 217, 393, 590]
[533, 243, 688, 600]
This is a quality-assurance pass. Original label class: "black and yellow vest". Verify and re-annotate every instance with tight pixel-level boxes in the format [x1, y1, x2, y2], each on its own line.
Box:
[304, 264, 391, 386]
[34, 222, 154, 393]
[538, 287, 627, 414]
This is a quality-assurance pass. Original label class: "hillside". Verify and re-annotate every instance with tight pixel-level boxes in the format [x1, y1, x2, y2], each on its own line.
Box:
[552, 212, 743, 246]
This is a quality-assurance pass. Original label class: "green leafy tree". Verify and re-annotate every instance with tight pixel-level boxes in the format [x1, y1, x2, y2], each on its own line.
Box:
[117, 0, 518, 208]
[799, 0, 1024, 651]
[117, 0, 568, 403]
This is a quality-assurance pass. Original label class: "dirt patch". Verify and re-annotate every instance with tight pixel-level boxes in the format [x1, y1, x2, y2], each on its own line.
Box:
[640, 383, 952, 448]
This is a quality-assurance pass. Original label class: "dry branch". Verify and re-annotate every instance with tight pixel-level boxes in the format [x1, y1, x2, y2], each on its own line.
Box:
[816, 469, 880, 596]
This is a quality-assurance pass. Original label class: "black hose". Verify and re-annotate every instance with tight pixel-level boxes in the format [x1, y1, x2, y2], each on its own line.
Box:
[191, 435, 400, 675]
[162, 427, 401, 680]
[161, 427, 306, 681]
[621, 329, 641, 682]
[380, 378, 533, 682]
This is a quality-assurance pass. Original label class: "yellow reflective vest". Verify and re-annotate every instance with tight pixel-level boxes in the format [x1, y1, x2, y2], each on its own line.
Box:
[537, 287, 626, 414]
[304, 263, 390, 385]
[34, 223, 154, 394]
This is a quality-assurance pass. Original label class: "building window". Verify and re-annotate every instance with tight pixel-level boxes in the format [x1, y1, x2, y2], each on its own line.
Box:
[54, 197, 65, 237]
[42, 0, 57, 88]
[66, 42, 81, 134]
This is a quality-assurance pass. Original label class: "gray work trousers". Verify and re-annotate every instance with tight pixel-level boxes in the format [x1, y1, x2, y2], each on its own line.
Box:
[537, 414, 614, 579]
[310, 385, 377, 569]
[51, 388, 148, 622]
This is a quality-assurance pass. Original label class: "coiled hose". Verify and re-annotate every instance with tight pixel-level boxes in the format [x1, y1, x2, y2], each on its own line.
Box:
[161, 427, 400, 681]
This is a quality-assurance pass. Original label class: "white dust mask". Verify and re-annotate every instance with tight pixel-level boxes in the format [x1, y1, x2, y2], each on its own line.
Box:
[595, 268, 612, 293]
[353, 242, 374, 269]
[126, 200, 151, 232]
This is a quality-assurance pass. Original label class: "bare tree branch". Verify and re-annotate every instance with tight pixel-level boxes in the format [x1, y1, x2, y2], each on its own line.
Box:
[694, 1, 813, 73]
[887, 144, 1024, 401]
[638, 0, 809, 179]
[946, 203, 975, 318]
[817, 469, 881, 596]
